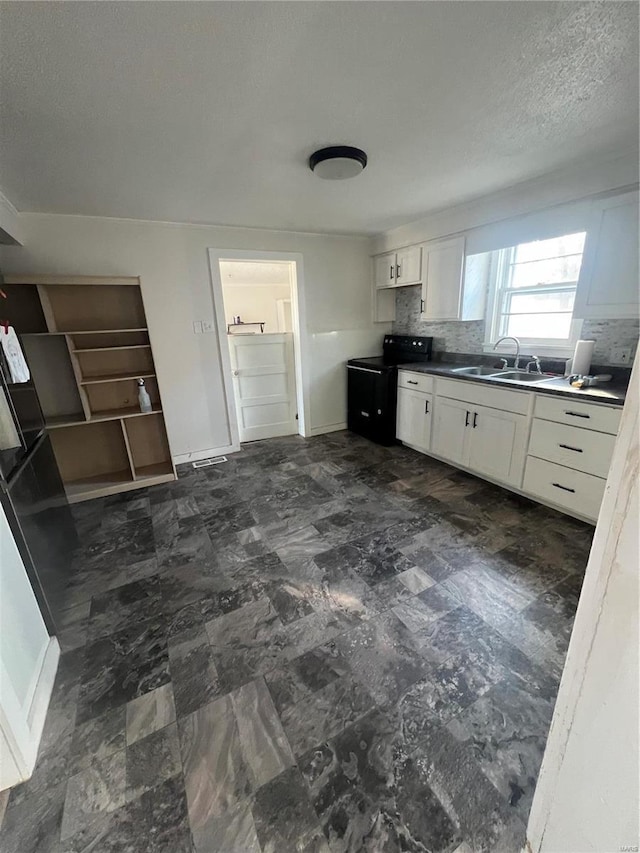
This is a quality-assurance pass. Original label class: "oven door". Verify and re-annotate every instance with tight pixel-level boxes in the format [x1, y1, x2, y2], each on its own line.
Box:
[347, 364, 395, 444]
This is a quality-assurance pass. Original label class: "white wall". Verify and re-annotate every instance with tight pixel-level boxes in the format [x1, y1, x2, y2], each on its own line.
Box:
[0, 214, 384, 458]
[222, 283, 291, 334]
[526, 354, 639, 852]
[0, 503, 57, 789]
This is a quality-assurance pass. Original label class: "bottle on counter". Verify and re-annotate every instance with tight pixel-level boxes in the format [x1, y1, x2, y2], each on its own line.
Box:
[137, 378, 152, 413]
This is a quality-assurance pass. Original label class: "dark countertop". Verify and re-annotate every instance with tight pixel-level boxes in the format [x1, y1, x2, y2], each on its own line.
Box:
[397, 361, 628, 406]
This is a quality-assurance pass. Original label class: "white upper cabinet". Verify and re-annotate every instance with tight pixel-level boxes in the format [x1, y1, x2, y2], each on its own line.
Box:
[422, 236, 465, 319]
[574, 190, 639, 319]
[420, 236, 486, 321]
[395, 246, 422, 286]
[374, 252, 397, 288]
[373, 246, 422, 289]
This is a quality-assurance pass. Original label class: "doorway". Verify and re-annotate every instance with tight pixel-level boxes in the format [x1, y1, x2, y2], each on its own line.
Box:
[208, 250, 308, 448]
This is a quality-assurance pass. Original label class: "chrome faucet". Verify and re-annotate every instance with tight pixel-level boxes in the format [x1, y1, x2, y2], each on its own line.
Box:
[526, 356, 542, 374]
[493, 336, 521, 369]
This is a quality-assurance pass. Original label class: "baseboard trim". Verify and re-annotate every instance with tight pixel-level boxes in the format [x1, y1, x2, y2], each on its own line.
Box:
[173, 443, 241, 465]
[307, 423, 347, 437]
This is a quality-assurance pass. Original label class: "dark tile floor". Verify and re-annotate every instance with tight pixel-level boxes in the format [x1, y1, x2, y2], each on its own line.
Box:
[0, 431, 593, 853]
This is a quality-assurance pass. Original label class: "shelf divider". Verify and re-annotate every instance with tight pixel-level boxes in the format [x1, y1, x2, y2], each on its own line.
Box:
[64, 334, 92, 421]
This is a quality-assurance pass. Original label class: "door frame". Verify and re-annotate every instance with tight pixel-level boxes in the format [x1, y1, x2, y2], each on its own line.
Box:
[207, 249, 310, 449]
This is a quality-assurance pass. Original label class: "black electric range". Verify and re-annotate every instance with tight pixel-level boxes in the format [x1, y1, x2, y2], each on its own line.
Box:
[346, 335, 433, 445]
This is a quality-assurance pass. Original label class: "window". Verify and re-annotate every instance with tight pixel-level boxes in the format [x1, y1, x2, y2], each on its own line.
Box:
[486, 231, 586, 354]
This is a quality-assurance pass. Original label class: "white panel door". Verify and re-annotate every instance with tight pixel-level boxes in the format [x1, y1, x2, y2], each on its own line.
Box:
[396, 388, 432, 453]
[229, 333, 297, 442]
[467, 404, 528, 487]
[422, 236, 466, 319]
[431, 396, 470, 466]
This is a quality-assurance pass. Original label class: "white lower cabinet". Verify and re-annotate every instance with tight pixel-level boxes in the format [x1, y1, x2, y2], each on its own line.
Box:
[466, 405, 528, 486]
[397, 375, 621, 523]
[431, 396, 470, 466]
[432, 396, 527, 487]
[396, 387, 433, 453]
[523, 457, 606, 521]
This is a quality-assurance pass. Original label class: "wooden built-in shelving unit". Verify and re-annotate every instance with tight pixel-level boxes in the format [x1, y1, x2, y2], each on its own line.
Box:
[3, 275, 176, 503]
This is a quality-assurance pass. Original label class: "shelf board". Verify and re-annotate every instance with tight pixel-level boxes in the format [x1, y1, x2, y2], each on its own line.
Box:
[65, 469, 133, 500]
[22, 328, 148, 336]
[89, 405, 162, 423]
[72, 345, 151, 353]
[134, 461, 174, 480]
[47, 405, 162, 427]
[80, 372, 155, 385]
[65, 467, 175, 503]
[46, 413, 87, 429]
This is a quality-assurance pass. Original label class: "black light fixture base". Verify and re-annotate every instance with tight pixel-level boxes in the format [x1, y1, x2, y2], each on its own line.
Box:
[309, 146, 368, 179]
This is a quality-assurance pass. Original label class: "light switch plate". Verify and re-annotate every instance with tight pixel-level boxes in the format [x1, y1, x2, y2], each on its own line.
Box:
[193, 320, 203, 334]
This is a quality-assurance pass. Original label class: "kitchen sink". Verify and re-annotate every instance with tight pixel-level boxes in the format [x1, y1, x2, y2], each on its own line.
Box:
[496, 371, 552, 383]
[451, 366, 502, 376]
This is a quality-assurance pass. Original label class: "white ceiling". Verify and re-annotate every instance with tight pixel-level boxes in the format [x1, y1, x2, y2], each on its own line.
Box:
[0, 2, 637, 236]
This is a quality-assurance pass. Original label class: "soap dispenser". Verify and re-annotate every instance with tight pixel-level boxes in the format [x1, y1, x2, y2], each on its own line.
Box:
[137, 378, 152, 413]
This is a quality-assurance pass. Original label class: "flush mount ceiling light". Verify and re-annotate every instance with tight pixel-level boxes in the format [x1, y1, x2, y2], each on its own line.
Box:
[309, 146, 367, 180]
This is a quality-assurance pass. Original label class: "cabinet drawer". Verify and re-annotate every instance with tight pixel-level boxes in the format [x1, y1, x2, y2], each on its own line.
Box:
[534, 395, 621, 435]
[398, 371, 433, 393]
[523, 457, 606, 521]
[529, 418, 616, 479]
[435, 377, 530, 415]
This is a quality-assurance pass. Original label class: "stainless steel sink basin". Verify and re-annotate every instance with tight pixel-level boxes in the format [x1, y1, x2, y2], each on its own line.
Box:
[496, 371, 552, 383]
[451, 366, 502, 376]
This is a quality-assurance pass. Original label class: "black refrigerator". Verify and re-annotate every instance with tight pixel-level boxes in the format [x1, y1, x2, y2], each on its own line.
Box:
[0, 325, 77, 635]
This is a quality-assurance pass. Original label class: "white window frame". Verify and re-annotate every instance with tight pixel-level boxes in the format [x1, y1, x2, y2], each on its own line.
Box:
[483, 236, 585, 358]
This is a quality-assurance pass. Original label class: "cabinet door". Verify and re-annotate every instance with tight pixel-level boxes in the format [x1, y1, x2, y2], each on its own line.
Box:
[396, 389, 432, 453]
[395, 246, 422, 286]
[467, 405, 527, 487]
[431, 396, 470, 466]
[374, 253, 396, 289]
[422, 236, 466, 319]
[574, 191, 639, 319]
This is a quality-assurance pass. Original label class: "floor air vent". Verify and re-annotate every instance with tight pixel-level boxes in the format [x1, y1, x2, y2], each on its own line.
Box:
[192, 456, 228, 468]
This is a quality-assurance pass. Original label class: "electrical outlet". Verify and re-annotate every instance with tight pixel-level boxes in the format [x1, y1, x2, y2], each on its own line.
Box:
[202, 320, 214, 333]
[192, 320, 203, 334]
[610, 347, 632, 364]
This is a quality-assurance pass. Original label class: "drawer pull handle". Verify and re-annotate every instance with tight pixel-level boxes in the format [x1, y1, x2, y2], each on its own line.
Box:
[425, 400, 429, 414]
[406, 380, 419, 385]
[565, 410, 590, 419]
[558, 443, 583, 453]
[472, 412, 478, 428]
[552, 482, 576, 494]
[465, 410, 470, 427]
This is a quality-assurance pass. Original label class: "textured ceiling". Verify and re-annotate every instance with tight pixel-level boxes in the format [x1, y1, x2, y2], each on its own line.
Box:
[0, 1, 637, 235]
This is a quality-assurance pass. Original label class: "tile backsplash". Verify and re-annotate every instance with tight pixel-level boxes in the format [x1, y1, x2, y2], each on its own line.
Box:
[393, 284, 639, 366]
